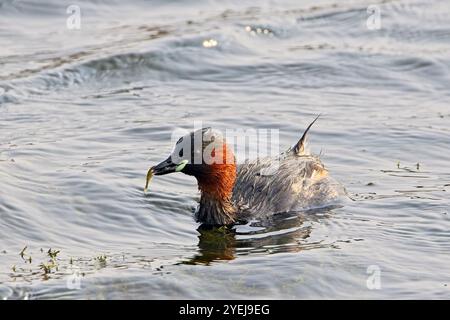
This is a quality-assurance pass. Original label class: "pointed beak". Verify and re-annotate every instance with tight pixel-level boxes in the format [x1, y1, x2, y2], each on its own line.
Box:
[152, 156, 177, 176]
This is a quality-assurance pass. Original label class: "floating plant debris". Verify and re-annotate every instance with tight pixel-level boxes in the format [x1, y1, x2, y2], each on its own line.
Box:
[47, 248, 60, 260]
[19, 246, 27, 259]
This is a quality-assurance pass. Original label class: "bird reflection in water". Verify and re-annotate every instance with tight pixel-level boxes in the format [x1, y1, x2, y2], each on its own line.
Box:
[183, 206, 337, 265]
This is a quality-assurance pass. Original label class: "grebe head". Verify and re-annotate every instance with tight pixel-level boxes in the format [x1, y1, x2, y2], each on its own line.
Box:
[151, 128, 237, 225]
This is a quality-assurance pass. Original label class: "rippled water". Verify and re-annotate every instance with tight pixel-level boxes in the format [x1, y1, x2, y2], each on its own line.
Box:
[1, 0, 450, 299]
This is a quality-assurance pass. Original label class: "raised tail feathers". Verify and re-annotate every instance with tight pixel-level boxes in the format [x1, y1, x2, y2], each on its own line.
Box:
[292, 114, 321, 156]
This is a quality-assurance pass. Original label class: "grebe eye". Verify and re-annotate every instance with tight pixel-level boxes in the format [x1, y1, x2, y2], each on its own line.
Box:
[179, 149, 183, 158]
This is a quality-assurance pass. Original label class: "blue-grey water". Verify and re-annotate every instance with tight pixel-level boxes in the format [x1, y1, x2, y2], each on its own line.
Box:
[1, 0, 449, 299]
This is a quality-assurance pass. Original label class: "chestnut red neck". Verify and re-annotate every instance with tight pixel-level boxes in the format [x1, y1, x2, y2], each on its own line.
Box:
[194, 141, 238, 225]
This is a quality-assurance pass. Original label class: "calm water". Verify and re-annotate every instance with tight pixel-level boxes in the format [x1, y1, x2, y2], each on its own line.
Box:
[1, 0, 449, 299]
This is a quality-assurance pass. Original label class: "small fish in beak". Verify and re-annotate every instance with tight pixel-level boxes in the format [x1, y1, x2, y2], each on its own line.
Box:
[144, 168, 154, 193]
[144, 159, 189, 193]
